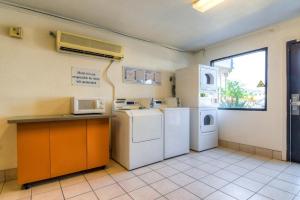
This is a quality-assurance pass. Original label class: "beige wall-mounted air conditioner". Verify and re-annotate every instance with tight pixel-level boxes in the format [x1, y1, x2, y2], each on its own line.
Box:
[56, 31, 124, 61]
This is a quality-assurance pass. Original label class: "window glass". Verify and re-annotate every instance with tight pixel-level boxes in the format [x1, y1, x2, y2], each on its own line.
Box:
[211, 48, 267, 110]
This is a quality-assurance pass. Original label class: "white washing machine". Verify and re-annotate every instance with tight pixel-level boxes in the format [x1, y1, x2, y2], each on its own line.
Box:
[111, 99, 164, 170]
[162, 107, 190, 159]
[138, 98, 190, 159]
[190, 107, 218, 151]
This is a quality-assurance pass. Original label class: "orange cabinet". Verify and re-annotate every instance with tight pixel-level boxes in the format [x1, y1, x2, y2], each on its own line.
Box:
[50, 120, 87, 177]
[17, 123, 51, 184]
[13, 117, 110, 185]
[87, 119, 109, 169]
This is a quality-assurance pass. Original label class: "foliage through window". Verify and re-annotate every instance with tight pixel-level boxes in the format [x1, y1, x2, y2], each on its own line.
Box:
[211, 48, 267, 110]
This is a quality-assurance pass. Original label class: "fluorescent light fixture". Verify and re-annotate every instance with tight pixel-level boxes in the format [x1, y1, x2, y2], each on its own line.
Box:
[193, 0, 224, 12]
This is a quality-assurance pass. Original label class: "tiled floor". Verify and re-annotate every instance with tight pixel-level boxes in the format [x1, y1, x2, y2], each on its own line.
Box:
[1, 147, 300, 200]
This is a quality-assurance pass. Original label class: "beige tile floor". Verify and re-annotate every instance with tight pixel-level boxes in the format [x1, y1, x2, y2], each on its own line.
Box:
[1, 147, 300, 200]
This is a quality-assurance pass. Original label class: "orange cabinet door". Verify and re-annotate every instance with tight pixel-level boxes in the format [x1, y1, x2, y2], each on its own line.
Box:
[17, 123, 50, 184]
[87, 119, 109, 169]
[50, 120, 87, 177]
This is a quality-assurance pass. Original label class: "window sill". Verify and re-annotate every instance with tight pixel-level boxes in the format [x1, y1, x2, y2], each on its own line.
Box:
[218, 107, 267, 111]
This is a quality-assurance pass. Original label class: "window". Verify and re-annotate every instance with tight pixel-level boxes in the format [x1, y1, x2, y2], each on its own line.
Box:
[211, 48, 268, 111]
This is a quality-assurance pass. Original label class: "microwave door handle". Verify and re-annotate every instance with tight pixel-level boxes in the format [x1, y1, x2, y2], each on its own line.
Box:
[95, 100, 100, 109]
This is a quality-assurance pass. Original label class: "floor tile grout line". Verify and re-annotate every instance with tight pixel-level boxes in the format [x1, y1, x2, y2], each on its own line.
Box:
[126, 151, 294, 200]
[104, 170, 133, 200]
[192, 152, 276, 200]
[130, 157, 209, 199]
[135, 173, 165, 199]
[279, 171, 300, 189]
[203, 155, 265, 199]
[58, 179, 66, 200]
[296, 182, 300, 197]
[131, 168, 169, 199]
[245, 158, 292, 198]
[82, 173, 100, 200]
[176, 179, 218, 200]
[66, 190, 95, 200]
[231, 159, 275, 200]
[30, 185, 32, 200]
[106, 162, 175, 199]
[246, 160, 293, 200]
[155, 168, 182, 179]
[157, 161, 218, 198]
[160, 180, 202, 199]
[158, 151, 249, 200]
[141, 180, 165, 199]
[59, 173, 95, 199]
[59, 173, 86, 188]
[123, 175, 149, 195]
[181, 150, 259, 199]
[264, 166, 299, 196]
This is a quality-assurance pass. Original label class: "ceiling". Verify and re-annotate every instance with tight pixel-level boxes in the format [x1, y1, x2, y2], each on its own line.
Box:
[2, 0, 300, 51]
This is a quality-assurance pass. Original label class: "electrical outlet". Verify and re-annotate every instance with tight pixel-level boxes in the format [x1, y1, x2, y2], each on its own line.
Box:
[9, 27, 23, 39]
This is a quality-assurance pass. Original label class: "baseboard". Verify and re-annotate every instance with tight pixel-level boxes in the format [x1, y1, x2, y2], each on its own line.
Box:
[0, 168, 17, 182]
[219, 139, 283, 160]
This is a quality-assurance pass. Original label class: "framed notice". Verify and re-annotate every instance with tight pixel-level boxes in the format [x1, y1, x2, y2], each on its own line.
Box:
[124, 67, 137, 82]
[123, 66, 161, 86]
[154, 72, 161, 85]
[71, 67, 100, 87]
[135, 69, 145, 84]
[145, 70, 155, 85]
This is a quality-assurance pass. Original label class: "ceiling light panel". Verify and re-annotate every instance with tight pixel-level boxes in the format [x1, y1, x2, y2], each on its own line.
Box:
[193, 0, 224, 12]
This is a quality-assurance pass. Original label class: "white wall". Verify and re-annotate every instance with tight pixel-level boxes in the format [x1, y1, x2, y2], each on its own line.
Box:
[194, 16, 300, 159]
[0, 5, 193, 170]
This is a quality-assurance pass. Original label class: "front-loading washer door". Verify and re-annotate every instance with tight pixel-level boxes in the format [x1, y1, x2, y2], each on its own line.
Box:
[200, 109, 217, 133]
[131, 110, 162, 143]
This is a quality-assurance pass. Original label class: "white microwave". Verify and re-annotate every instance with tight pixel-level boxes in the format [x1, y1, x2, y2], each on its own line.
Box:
[72, 97, 105, 114]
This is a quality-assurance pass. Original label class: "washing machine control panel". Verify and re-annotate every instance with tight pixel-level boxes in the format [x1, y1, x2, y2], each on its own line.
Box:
[113, 99, 141, 110]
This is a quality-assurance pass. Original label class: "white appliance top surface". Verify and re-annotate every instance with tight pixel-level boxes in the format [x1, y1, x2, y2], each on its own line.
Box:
[160, 107, 190, 111]
[129, 109, 162, 116]
[117, 109, 163, 116]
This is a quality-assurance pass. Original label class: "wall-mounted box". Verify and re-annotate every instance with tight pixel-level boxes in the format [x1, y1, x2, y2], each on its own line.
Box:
[9, 27, 23, 39]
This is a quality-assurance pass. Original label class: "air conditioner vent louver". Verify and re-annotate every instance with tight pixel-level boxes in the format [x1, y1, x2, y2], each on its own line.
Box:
[59, 47, 115, 59]
[56, 31, 123, 60]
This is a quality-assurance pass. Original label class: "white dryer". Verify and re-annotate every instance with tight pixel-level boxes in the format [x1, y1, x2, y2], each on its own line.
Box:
[111, 99, 163, 170]
[176, 65, 218, 108]
[190, 107, 218, 151]
[176, 65, 219, 151]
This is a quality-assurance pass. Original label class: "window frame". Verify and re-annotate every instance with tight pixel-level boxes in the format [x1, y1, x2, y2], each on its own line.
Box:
[210, 47, 268, 111]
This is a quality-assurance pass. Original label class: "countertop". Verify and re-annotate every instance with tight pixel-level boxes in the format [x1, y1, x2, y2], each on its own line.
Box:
[7, 114, 113, 124]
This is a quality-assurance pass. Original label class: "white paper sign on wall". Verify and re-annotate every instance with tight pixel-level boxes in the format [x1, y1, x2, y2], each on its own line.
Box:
[123, 66, 161, 85]
[71, 67, 100, 87]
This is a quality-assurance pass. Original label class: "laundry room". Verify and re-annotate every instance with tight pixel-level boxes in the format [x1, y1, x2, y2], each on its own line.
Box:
[1, 0, 300, 200]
